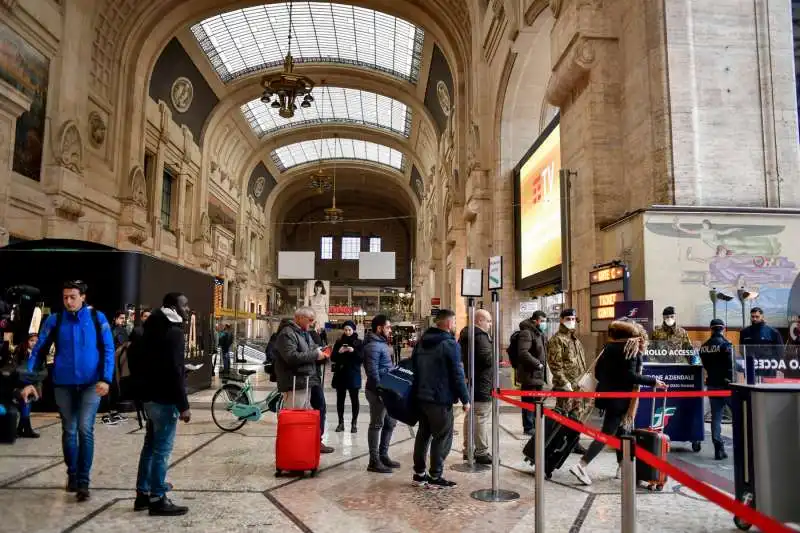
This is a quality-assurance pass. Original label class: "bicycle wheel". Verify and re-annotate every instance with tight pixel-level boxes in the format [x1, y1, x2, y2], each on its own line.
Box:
[211, 384, 250, 432]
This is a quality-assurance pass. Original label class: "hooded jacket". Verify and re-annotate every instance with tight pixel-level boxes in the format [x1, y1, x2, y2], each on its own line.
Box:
[412, 327, 469, 406]
[515, 318, 547, 389]
[362, 331, 393, 392]
[274, 321, 321, 393]
[458, 326, 492, 402]
[135, 307, 189, 412]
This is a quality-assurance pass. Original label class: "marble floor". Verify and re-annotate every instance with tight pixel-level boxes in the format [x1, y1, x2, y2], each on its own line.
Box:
[1, 368, 743, 532]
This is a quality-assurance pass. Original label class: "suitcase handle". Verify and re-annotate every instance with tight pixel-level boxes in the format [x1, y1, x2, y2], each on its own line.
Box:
[290, 376, 311, 409]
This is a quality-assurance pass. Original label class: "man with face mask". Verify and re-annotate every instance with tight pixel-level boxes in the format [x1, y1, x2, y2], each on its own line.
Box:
[516, 310, 548, 436]
[547, 309, 588, 452]
[650, 306, 693, 363]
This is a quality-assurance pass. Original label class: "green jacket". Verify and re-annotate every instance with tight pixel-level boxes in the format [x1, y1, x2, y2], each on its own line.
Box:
[650, 324, 693, 363]
[547, 325, 586, 390]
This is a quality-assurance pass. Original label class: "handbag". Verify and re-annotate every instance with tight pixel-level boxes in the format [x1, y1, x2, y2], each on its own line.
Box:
[576, 349, 604, 392]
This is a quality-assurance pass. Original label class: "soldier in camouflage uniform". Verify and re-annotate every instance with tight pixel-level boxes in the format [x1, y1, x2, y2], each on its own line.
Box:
[650, 306, 694, 363]
[547, 308, 588, 425]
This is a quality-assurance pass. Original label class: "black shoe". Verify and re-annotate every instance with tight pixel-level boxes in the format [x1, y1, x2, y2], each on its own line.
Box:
[66, 478, 77, 493]
[76, 487, 91, 502]
[351, 423, 358, 434]
[134, 492, 150, 511]
[523, 429, 534, 437]
[17, 421, 40, 439]
[335, 422, 345, 432]
[427, 476, 457, 489]
[149, 496, 189, 516]
[320, 442, 335, 454]
[572, 444, 588, 455]
[713, 443, 728, 460]
[367, 460, 393, 473]
[475, 454, 493, 465]
[380, 456, 401, 469]
[412, 473, 429, 487]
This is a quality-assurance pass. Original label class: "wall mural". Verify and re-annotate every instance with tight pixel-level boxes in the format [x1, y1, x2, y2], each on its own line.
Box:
[423, 44, 454, 136]
[0, 22, 49, 181]
[644, 212, 800, 328]
[410, 165, 424, 203]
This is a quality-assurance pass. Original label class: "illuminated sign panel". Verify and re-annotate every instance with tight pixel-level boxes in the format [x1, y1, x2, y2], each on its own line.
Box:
[589, 264, 628, 332]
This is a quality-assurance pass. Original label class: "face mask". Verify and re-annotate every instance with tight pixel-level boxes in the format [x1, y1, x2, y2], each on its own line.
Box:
[538, 323, 546, 332]
[664, 318, 676, 327]
[563, 320, 576, 330]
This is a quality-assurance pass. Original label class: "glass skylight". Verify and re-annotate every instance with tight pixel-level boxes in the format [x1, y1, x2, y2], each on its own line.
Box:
[191, 2, 425, 83]
[271, 138, 405, 171]
[241, 86, 412, 137]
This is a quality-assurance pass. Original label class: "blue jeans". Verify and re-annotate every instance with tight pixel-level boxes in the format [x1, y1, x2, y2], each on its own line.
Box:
[709, 396, 732, 446]
[136, 402, 179, 498]
[19, 400, 31, 420]
[222, 349, 231, 372]
[53, 385, 102, 487]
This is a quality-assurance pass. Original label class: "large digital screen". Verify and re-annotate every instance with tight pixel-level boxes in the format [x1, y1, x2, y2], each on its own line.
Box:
[514, 116, 562, 289]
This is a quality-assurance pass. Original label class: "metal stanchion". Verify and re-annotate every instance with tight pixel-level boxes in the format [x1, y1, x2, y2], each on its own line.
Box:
[472, 291, 520, 502]
[454, 297, 488, 473]
[621, 436, 638, 533]
[534, 399, 546, 532]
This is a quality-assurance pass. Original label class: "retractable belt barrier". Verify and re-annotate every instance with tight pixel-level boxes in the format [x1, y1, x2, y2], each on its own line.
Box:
[493, 389, 794, 533]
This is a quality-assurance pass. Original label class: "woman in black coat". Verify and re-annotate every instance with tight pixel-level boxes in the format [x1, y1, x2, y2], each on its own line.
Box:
[331, 321, 363, 433]
[569, 320, 667, 486]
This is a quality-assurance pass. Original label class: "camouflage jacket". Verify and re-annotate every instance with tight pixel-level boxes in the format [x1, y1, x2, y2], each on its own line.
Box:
[547, 325, 586, 390]
[650, 324, 694, 363]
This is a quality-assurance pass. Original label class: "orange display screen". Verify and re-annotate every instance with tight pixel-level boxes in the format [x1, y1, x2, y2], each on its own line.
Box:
[519, 124, 562, 280]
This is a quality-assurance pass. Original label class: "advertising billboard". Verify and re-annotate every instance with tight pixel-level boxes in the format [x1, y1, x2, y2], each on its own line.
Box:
[514, 116, 562, 289]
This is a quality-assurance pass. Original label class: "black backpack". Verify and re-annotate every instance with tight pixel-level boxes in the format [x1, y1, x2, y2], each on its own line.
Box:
[39, 309, 105, 375]
[506, 331, 521, 368]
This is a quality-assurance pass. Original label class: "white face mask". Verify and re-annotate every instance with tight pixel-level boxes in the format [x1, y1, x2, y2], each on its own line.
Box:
[563, 320, 577, 330]
[664, 318, 676, 327]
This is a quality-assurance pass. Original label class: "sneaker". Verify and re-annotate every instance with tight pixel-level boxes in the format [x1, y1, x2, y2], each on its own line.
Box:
[380, 456, 401, 469]
[320, 442, 335, 454]
[149, 496, 189, 516]
[335, 423, 345, 432]
[76, 487, 91, 502]
[475, 454, 493, 465]
[569, 463, 592, 486]
[615, 465, 621, 479]
[66, 477, 77, 493]
[134, 492, 150, 511]
[367, 460, 393, 474]
[427, 476, 457, 489]
[412, 473, 429, 487]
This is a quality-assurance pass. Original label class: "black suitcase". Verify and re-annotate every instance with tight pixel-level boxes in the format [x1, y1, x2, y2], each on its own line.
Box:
[0, 404, 19, 444]
[522, 408, 582, 479]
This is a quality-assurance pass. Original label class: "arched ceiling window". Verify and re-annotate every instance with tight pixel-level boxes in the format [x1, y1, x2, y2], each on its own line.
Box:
[191, 2, 425, 84]
[242, 86, 412, 138]
[271, 138, 405, 171]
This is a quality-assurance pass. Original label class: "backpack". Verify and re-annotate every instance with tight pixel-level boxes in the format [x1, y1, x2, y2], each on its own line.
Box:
[39, 309, 105, 375]
[506, 331, 521, 368]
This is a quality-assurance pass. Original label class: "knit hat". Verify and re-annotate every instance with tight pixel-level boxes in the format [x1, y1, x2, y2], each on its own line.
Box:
[710, 318, 725, 328]
[342, 320, 357, 331]
[662, 306, 676, 316]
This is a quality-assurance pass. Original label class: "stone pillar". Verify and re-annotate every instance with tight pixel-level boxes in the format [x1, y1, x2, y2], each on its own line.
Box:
[0, 80, 32, 246]
[175, 168, 188, 259]
[150, 103, 170, 254]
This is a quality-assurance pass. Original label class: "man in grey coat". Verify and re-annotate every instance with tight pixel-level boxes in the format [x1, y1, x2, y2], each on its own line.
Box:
[275, 307, 334, 454]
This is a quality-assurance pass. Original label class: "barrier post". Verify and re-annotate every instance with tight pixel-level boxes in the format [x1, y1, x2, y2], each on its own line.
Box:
[472, 290, 520, 502]
[621, 436, 637, 533]
[535, 399, 545, 532]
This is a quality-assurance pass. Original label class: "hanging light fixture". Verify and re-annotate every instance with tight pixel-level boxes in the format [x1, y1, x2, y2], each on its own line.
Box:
[324, 135, 344, 224]
[260, 1, 315, 119]
[308, 86, 332, 194]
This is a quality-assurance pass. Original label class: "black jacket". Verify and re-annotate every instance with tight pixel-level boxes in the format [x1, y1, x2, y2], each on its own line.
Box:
[515, 319, 547, 389]
[136, 308, 189, 412]
[458, 326, 492, 402]
[274, 322, 321, 393]
[699, 331, 735, 388]
[595, 342, 657, 414]
[331, 333, 363, 390]
[412, 328, 469, 406]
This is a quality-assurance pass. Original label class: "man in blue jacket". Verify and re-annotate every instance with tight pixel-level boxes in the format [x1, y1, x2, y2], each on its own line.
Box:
[411, 309, 470, 489]
[740, 307, 783, 383]
[363, 314, 400, 473]
[28, 281, 114, 502]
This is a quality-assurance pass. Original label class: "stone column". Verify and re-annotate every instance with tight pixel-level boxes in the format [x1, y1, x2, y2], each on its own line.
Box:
[0, 80, 33, 246]
[175, 168, 188, 259]
[150, 102, 170, 255]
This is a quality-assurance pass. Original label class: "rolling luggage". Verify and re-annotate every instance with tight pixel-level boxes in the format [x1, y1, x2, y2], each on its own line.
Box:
[522, 408, 582, 479]
[0, 404, 18, 444]
[275, 377, 320, 477]
[377, 359, 418, 426]
[633, 396, 671, 491]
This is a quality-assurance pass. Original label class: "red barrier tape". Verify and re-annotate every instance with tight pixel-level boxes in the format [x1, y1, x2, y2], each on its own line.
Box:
[497, 389, 732, 399]
[494, 391, 793, 533]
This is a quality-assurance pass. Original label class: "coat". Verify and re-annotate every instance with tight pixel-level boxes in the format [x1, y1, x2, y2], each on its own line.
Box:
[458, 326, 492, 402]
[135, 308, 189, 412]
[594, 341, 656, 414]
[331, 333, 363, 390]
[699, 331, 736, 388]
[515, 319, 547, 389]
[362, 331, 393, 392]
[274, 322, 321, 393]
[412, 328, 469, 406]
[547, 324, 586, 391]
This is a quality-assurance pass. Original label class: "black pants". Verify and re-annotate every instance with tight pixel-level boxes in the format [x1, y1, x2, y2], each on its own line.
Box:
[520, 385, 541, 433]
[309, 384, 327, 437]
[336, 387, 360, 424]
[413, 402, 454, 478]
[582, 408, 626, 464]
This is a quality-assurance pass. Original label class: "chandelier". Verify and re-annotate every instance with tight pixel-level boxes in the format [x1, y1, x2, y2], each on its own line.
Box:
[308, 90, 332, 194]
[259, 2, 315, 119]
[324, 136, 344, 223]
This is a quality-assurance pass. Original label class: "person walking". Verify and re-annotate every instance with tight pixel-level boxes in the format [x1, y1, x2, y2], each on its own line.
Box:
[363, 315, 400, 473]
[133, 293, 192, 516]
[458, 309, 493, 464]
[27, 280, 115, 502]
[13, 333, 39, 438]
[516, 310, 548, 436]
[332, 320, 362, 433]
[569, 321, 666, 486]
[699, 319, 737, 460]
[274, 307, 334, 454]
[411, 309, 470, 489]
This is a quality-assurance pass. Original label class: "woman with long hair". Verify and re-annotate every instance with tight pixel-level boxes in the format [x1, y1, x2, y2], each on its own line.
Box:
[569, 321, 666, 486]
[331, 320, 363, 433]
[14, 333, 40, 438]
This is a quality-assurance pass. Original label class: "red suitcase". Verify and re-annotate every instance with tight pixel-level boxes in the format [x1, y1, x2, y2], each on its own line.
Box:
[633, 396, 671, 491]
[275, 377, 321, 477]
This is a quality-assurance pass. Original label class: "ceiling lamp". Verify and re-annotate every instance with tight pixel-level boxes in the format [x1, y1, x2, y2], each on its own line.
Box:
[308, 88, 331, 194]
[259, 2, 314, 119]
[324, 136, 344, 224]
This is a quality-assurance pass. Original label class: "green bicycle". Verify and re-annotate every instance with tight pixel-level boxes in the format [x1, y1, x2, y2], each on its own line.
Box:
[211, 369, 283, 432]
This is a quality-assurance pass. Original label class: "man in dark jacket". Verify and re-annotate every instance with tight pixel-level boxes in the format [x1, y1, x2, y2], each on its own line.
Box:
[411, 309, 470, 489]
[28, 280, 115, 502]
[363, 314, 400, 473]
[218, 324, 233, 373]
[274, 307, 334, 454]
[700, 319, 738, 460]
[458, 309, 493, 464]
[516, 310, 548, 435]
[133, 293, 191, 516]
[740, 306, 783, 383]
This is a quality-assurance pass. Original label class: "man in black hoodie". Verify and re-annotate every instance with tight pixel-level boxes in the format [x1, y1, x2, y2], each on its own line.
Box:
[133, 293, 191, 517]
[516, 311, 548, 435]
[411, 309, 470, 489]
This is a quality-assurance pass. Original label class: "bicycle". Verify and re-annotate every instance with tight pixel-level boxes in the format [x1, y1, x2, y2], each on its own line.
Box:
[211, 368, 283, 432]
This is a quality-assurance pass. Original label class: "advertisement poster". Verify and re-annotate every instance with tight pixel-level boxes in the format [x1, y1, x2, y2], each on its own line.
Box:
[614, 300, 654, 333]
[305, 279, 330, 326]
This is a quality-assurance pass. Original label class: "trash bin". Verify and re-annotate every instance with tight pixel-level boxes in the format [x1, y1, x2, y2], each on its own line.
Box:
[730, 383, 800, 530]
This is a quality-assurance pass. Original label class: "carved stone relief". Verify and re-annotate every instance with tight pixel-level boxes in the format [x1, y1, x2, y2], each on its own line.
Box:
[88, 111, 106, 148]
[52, 197, 84, 221]
[199, 212, 211, 242]
[171, 77, 194, 113]
[55, 120, 83, 175]
[129, 165, 147, 208]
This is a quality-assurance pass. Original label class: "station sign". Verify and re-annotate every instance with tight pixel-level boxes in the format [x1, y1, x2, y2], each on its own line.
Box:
[589, 264, 628, 332]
